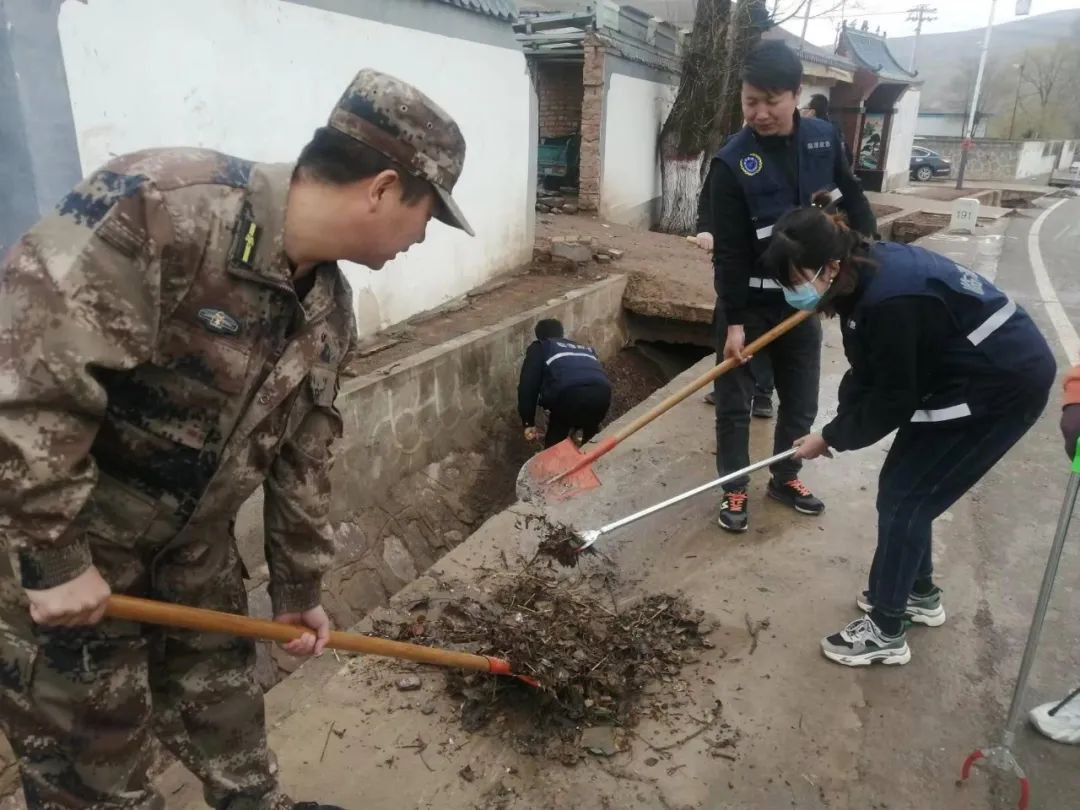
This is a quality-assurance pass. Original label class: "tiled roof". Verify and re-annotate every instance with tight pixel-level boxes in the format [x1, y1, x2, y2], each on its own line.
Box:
[435, 0, 518, 21]
[763, 27, 856, 72]
[840, 28, 917, 82]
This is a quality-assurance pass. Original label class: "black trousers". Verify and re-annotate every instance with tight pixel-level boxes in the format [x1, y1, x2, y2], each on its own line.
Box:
[870, 393, 1049, 617]
[713, 301, 821, 488]
[750, 352, 774, 397]
[544, 383, 612, 448]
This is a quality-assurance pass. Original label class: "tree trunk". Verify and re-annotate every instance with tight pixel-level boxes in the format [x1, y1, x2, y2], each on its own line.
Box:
[708, 0, 769, 155]
[657, 0, 770, 235]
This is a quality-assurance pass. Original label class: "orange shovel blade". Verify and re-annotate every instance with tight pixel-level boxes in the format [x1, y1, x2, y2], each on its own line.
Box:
[517, 438, 602, 503]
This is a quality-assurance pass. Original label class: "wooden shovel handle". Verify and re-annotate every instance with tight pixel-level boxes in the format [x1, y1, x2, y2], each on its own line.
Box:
[612, 308, 814, 442]
[548, 309, 814, 486]
[105, 595, 507, 675]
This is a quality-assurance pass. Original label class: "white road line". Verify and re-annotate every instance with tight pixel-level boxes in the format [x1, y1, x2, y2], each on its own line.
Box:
[1029, 199, 1080, 366]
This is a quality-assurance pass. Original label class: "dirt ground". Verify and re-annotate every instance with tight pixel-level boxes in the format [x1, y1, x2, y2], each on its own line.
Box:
[538, 213, 715, 324]
[604, 349, 671, 425]
[870, 203, 902, 219]
[890, 211, 951, 243]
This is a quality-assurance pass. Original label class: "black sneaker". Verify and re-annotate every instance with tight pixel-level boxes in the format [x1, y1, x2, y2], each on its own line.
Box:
[717, 489, 749, 532]
[752, 395, 774, 418]
[767, 478, 824, 515]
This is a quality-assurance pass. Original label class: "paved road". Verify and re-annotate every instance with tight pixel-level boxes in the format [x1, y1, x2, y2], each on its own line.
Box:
[988, 192, 1080, 807]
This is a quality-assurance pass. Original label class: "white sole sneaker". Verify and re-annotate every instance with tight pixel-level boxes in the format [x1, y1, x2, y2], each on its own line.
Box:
[856, 593, 947, 627]
[716, 517, 748, 533]
[821, 643, 912, 667]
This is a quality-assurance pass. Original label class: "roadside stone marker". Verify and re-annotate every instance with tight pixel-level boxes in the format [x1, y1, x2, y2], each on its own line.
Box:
[949, 198, 980, 233]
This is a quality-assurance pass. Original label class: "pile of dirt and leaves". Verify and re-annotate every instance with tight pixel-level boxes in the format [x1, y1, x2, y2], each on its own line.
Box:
[373, 554, 718, 764]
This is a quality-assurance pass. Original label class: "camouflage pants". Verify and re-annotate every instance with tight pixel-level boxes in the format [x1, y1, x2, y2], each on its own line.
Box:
[0, 508, 290, 810]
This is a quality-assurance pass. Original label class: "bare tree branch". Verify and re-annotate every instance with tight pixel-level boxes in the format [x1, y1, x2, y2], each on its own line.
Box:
[771, 0, 849, 28]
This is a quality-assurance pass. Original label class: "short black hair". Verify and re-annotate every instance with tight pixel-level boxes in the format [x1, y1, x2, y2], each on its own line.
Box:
[760, 193, 872, 314]
[295, 127, 432, 205]
[808, 94, 830, 119]
[742, 40, 803, 94]
[535, 318, 564, 340]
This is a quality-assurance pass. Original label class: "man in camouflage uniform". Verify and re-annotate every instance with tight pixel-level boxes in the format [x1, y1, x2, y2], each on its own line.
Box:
[0, 68, 473, 809]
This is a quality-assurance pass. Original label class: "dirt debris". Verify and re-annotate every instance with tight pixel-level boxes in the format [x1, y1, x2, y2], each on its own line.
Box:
[376, 565, 715, 763]
[526, 515, 594, 568]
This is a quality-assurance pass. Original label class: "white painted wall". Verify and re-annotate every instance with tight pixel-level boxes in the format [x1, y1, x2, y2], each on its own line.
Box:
[884, 89, 920, 191]
[1016, 140, 1058, 179]
[600, 67, 678, 229]
[1059, 141, 1077, 170]
[56, 0, 534, 339]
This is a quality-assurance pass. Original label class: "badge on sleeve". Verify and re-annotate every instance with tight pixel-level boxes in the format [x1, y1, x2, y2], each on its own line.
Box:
[740, 153, 764, 176]
[197, 308, 241, 335]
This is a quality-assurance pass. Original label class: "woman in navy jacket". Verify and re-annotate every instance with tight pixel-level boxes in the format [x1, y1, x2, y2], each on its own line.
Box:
[764, 194, 1056, 667]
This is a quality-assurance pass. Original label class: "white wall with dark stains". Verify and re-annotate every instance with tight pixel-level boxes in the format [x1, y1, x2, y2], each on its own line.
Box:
[884, 88, 920, 191]
[56, 0, 535, 338]
[599, 56, 678, 230]
[1017, 140, 1065, 180]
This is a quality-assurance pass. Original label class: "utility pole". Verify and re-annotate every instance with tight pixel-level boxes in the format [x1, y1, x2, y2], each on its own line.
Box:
[1008, 56, 1026, 140]
[905, 4, 938, 73]
[955, 0, 997, 190]
[799, 0, 812, 51]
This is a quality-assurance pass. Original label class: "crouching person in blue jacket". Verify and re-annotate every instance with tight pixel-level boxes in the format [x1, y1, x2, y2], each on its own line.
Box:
[765, 193, 1055, 667]
[518, 319, 612, 448]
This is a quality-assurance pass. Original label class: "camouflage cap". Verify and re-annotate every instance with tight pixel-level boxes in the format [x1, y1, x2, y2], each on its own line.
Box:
[328, 68, 474, 237]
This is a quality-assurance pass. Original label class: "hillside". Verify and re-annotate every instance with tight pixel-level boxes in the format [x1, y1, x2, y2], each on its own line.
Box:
[890, 8, 1080, 115]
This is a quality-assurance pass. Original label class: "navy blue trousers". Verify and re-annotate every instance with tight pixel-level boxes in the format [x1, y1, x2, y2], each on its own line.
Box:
[870, 393, 1049, 616]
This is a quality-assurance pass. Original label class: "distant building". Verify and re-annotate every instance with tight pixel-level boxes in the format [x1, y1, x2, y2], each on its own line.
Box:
[517, 3, 682, 228]
[834, 24, 923, 192]
[915, 111, 991, 139]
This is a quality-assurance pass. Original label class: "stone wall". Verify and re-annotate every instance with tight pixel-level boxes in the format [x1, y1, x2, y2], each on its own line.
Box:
[914, 136, 1021, 181]
[910, 136, 1076, 182]
[578, 33, 606, 212]
[536, 62, 583, 139]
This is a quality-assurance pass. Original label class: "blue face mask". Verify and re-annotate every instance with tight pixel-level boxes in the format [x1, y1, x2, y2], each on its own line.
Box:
[783, 266, 828, 311]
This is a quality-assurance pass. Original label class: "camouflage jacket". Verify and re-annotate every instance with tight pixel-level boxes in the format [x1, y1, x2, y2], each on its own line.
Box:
[0, 149, 357, 615]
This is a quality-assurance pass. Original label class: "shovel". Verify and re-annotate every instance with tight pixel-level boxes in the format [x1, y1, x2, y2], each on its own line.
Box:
[574, 449, 798, 551]
[104, 595, 541, 688]
[516, 309, 814, 503]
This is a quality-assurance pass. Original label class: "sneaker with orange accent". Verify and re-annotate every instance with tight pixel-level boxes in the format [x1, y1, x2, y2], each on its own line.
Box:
[767, 478, 824, 515]
[717, 489, 749, 533]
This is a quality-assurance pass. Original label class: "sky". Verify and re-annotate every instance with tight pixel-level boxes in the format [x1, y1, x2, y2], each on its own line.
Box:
[775, 0, 1080, 47]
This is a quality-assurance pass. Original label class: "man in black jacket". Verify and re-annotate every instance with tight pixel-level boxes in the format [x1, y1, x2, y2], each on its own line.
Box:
[696, 159, 775, 419]
[518, 319, 612, 448]
[710, 40, 877, 533]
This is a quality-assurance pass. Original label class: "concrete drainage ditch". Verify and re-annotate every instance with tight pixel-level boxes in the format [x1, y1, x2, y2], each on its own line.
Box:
[234, 276, 713, 691]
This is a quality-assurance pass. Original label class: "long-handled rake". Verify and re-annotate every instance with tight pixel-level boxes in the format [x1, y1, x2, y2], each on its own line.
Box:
[573, 449, 798, 551]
